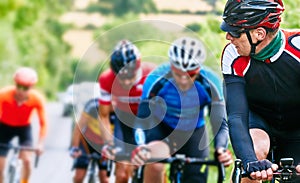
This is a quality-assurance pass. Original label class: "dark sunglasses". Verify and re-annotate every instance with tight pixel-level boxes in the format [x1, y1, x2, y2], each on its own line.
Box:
[173, 71, 198, 78]
[228, 29, 247, 38]
[16, 84, 31, 91]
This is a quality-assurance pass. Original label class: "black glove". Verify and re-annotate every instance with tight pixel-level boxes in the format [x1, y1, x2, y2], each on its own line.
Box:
[246, 159, 273, 173]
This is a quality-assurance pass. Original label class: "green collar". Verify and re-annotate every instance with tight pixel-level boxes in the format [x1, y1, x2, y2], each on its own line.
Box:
[252, 30, 283, 62]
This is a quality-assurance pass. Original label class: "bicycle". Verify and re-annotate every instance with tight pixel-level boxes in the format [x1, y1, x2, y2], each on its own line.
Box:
[232, 158, 300, 183]
[108, 152, 225, 183]
[0, 143, 39, 183]
[72, 152, 106, 183]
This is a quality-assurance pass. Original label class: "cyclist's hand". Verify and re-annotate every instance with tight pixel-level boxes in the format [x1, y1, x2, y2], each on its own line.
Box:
[296, 164, 300, 173]
[246, 159, 278, 181]
[215, 148, 233, 167]
[101, 144, 116, 160]
[36, 143, 44, 156]
[69, 146, 81, 158]
[131, 145, 151, 166]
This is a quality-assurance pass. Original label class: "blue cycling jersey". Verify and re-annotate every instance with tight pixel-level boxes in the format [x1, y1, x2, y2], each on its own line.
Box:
[139, 63, 223, 131]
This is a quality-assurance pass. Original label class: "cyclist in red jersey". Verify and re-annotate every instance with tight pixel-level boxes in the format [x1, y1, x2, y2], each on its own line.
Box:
[98, 40, 156, 183]
[0, 67, 47, 183]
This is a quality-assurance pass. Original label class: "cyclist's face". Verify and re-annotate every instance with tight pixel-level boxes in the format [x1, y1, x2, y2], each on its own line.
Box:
[15, 84, 31, 98]
[117, 75, 136, 90]
[172, 69, 197, 91]
[226, 30, 251, 56]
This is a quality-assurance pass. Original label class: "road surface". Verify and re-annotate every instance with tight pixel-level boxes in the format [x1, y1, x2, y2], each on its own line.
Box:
[30, 102, 74, 182]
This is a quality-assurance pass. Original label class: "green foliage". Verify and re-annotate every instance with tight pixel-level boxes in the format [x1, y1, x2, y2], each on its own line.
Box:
[113, 0, 157, 16]
[186, 23, 202, 32]
[86, 0, 157, 16]
[0, 0, 73, 99]
[281, 1, 300, 29]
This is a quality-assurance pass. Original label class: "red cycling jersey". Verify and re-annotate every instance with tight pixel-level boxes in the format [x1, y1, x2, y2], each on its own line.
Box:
[99, 62, 156, 114]
[0, 86, 47, 138]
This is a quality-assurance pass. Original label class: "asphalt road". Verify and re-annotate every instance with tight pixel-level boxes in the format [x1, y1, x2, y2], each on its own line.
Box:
[30, 102, 74, 183]
[28, 102, 117, 183]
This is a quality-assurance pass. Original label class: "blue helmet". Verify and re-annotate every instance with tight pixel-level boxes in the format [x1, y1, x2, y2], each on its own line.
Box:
[110, 40, 141, 79]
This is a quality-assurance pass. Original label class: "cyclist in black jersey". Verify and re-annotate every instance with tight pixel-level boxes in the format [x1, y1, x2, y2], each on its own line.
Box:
[220, 0, 300, 182]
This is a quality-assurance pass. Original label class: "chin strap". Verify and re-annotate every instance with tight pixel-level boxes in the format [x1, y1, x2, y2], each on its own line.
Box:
[245, 31, 262, 57]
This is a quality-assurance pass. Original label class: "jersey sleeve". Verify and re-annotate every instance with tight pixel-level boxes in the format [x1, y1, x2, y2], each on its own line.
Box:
[221, 44, 251, 77]
[98, 71, 112, 105]
[33, 91, 48, 139]
[224, 75, 257, 166]
[141, 63, 170, 100]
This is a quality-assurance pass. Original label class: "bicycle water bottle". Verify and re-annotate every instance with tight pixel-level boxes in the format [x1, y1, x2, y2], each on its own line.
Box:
[134, 128, 146, 181]
[134, 128, 146, 145]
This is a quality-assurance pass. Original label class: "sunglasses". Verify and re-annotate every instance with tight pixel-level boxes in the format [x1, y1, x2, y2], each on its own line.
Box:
[172, 71, 198, 79]
[16, 84, 31, 91]
[228, 29, 247, 38]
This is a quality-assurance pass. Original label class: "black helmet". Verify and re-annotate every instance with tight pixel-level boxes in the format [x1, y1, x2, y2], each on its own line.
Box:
[221, 0, 284, 31]
[110, 40, 141, 79]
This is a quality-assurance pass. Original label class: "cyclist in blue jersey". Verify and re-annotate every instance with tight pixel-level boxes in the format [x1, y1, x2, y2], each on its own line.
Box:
[131, 37, 233, 183]
[220, 0, 300, 182]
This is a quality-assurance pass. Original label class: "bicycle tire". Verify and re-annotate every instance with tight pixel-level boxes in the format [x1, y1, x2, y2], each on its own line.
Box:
[7, 165, 16, 183]
[131, 168, 144, 183]
[87, 175, 95, 183]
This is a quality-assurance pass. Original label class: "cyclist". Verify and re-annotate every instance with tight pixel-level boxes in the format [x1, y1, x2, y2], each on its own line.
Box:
[131, 37, 233, 183]
[0, 67, 47, 183]
[70, 98, 114, 183]
[220, 0, 300, 182]
[98, 40, 156, 183]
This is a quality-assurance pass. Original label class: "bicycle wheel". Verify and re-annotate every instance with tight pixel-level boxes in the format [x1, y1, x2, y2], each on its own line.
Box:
[131, 166, 144, 183]
[87, 175, 95, 183]
[7, 165, 16, 183]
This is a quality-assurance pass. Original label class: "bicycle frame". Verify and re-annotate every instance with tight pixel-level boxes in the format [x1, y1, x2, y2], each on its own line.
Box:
[0, 143, 39, 183]
[78, 152, 102, 183]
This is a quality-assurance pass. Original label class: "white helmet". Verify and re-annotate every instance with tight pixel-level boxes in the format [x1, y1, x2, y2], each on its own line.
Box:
[168, 37, 206, 72]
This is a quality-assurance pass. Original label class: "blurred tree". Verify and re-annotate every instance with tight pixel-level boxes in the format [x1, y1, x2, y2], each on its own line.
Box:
[0, 0, 74, 99]
[113, 0, 157, 15]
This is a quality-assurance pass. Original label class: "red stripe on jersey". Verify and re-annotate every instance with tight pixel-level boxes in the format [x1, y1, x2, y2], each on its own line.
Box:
[283, 30, 300, 59]
[232, 56, 251, 77]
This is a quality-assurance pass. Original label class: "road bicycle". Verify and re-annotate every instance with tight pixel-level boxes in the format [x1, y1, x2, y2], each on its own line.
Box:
[0, 143, 39, 183]
[72, 152, 106, 183]
[232, 158, 300, 183]
[108, 152, 225, 183]
[86, 152, 105, 183]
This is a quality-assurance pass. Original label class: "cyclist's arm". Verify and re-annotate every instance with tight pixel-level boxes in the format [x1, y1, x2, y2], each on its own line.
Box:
[98, 104, 113, 143]
[71, 112, 89, 147]
[35, 95, 47, 148]
[224, 75, 257, 165]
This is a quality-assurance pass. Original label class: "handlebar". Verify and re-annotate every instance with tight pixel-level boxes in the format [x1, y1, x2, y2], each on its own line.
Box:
[232, 158, 300, 183]
[107, 153, 225, 183]
[0, 143, 40, 168]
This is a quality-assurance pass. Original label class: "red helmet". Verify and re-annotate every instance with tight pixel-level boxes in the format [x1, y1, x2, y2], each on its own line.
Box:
[221, 0, 284, 31]
[14, 67, 38, 86]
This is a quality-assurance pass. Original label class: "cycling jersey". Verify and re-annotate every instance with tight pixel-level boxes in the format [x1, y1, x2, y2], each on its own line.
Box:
[221, 29, 300, 165]
[99, 62, 156, 114]
[0, 86, 47, 138]
[80, 98, 103, 145]
[135, 63, 229, 183]
[139, 63, 223, 131]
